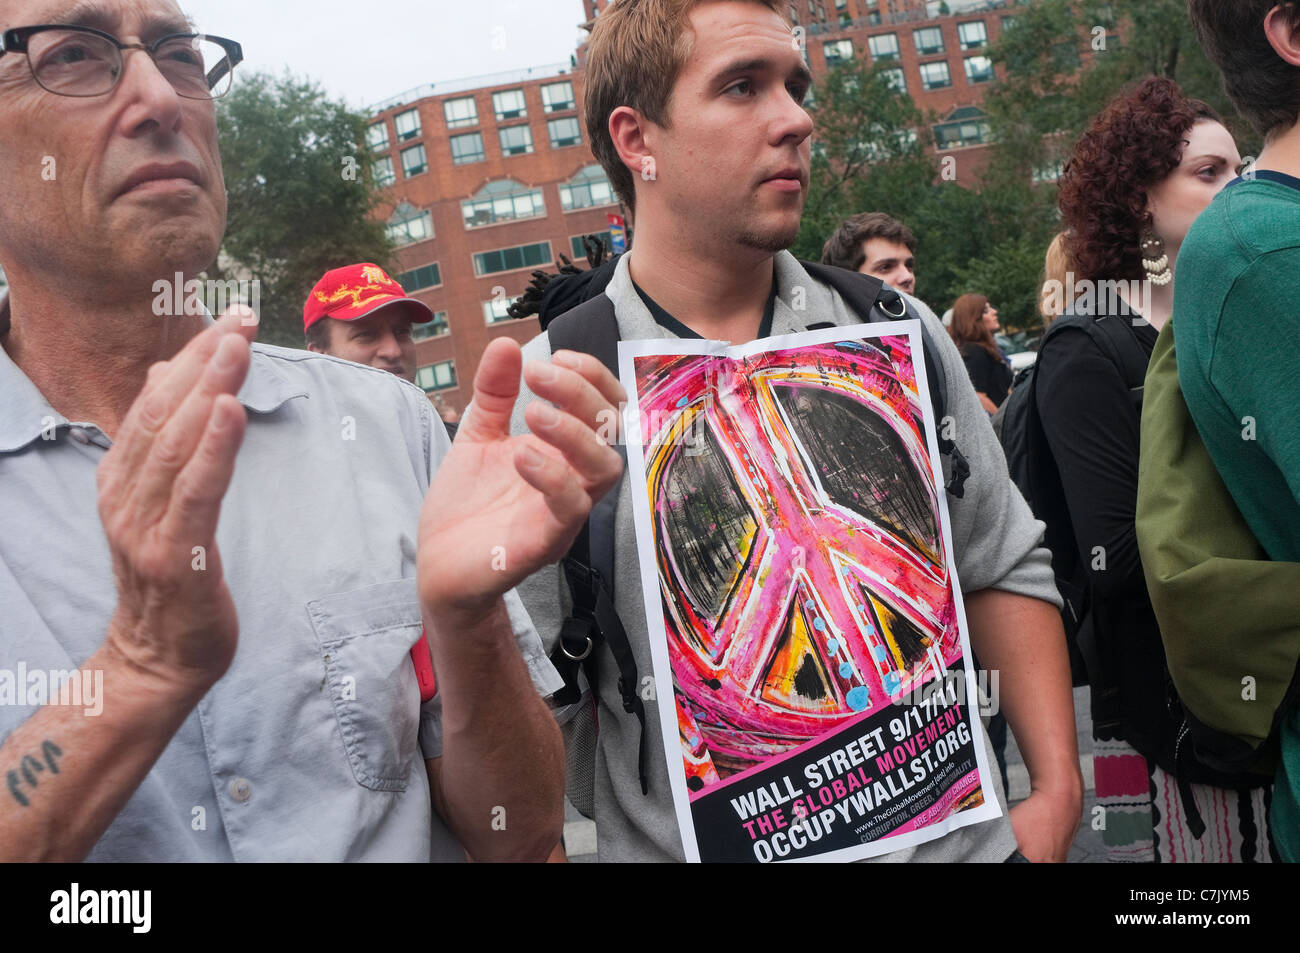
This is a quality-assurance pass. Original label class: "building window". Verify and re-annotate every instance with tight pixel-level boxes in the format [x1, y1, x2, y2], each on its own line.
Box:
[394, 108, 421, 142]
[461, 180, 546, 228]
[416, 360, 457, 392]
[548, 117, 582, 149]
[913, 26, 945, 57]
[387, 202, 434, 246]
[498, 124, 534, 157]
[920, 60, 951, 91]
[367, 122, 389, 152]
[492, 88, 527, 121]
[560, 164, 615, 211]
[964, 55, 994, 84]
[482, 297, 513, 323]
[401, 143, 427, 178]
[957, 20, 988, 50]
[396, 263, 442, 292]
[571, 231, 613, 259]
[823, 38, 853, 66]
[443, 96, 478, 129]
[868, 33, 899, 61]
[473, 241, 552, 277]
[413, 312, 449, 340]
[933, 108, 991, 149]
[450, 132, 486, 165]
[542, 81, 575, 113]
[373, 155, 395, 187]
[882, 67, 906, 94]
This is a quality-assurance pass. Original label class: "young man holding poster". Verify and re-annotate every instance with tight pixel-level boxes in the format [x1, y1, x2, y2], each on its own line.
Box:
[505, 0, 1083, 862]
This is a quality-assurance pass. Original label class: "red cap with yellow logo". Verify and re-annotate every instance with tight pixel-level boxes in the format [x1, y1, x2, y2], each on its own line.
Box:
[303, 262, 434, 331]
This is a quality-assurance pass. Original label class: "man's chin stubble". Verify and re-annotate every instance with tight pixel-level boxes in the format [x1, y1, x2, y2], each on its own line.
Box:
[736, 223, 801, 254]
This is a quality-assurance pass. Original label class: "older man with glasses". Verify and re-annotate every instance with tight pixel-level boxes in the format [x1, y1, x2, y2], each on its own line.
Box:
[0, 0, 625, 862]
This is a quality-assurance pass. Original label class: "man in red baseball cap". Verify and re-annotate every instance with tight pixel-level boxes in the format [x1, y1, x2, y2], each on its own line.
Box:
[304, 263, 433, 383]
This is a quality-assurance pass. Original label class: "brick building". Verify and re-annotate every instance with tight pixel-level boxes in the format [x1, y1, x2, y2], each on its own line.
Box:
[368, 0, 1052, 413]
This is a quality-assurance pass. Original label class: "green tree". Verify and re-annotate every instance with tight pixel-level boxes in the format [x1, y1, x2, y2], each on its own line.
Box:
[986, 0, 1257, 182]
[949, 233, 1049, 333]
[794, 58, 938, 264]
[795, 56, 1046, 328]
[213, 72, 394, 348]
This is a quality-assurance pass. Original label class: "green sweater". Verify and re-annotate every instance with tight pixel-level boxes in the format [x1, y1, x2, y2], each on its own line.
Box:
[1174, 171, 1300, 861]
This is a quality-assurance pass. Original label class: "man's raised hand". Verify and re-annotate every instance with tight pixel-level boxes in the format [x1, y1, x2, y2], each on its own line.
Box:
[98, 309, 256, 698]
[417, 338, 625, 620]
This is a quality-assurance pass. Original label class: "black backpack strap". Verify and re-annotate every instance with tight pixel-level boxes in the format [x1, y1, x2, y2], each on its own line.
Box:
[1089, 313, 1150, 409]
[1021, 348, 1097, 675]
[801, 262, 969, 499]
[1048, 305, 1148, 401]
[546, 295, 648, 794]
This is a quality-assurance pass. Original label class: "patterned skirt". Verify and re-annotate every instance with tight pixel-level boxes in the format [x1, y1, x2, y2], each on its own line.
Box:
[1093, 736, 1278, 863]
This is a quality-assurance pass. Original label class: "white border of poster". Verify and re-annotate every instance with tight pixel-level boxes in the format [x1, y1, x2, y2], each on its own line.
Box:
[618, 319, 1002, 863]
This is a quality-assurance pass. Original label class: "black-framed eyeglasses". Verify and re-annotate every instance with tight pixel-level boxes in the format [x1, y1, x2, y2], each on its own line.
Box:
[0, 25, 242, 99]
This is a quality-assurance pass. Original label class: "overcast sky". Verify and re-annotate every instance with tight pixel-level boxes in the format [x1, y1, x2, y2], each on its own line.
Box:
[180, 0, 590, 110]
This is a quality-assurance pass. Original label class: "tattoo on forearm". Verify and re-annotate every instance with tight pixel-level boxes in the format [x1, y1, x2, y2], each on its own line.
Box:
[6, 740, 63, 807]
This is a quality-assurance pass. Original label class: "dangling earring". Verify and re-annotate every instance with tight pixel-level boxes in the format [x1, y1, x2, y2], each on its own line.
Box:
[1140, 231, 1172, 286]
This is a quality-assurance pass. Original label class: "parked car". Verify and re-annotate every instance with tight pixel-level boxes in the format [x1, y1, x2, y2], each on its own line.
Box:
[996, 331, 1038, 372]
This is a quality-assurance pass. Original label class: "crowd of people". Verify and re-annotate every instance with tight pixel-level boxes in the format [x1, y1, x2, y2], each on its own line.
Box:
[0, 0, 1297, 866]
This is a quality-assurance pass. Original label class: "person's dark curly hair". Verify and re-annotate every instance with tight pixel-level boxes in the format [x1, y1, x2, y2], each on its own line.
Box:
[1057, 77, 1220, 284]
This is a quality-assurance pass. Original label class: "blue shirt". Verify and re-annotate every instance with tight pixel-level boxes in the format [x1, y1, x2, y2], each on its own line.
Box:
[0, 307, 562, 861]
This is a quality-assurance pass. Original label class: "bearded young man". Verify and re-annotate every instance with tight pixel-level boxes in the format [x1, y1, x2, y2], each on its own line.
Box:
[506, 0, 1083, 863]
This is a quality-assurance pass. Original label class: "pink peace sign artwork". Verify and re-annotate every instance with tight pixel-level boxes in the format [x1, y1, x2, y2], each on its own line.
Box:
[636, 336, 961, 793]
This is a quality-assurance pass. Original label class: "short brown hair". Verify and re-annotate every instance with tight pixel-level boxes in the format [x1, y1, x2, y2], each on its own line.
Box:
[1187, 0, 1300, 139]
[583, 0, 790, 217]
[820, 212, 917, 271]
[304, 317, 333, 351]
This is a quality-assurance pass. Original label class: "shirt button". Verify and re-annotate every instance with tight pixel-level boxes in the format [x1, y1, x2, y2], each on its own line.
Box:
[229, 778, 252, 803]
[69, 428, 89, 445]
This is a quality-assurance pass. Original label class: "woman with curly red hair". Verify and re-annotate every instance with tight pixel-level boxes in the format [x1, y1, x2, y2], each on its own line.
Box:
[949, 293, 1010, 414]
[1035, 76, 1273, 862]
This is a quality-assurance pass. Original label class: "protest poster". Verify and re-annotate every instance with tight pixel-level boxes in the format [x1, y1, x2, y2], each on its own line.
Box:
[618, 321, 1001, 863]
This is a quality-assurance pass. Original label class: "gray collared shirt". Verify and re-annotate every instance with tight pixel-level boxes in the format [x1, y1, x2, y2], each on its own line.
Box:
[0, 306, 562, 861]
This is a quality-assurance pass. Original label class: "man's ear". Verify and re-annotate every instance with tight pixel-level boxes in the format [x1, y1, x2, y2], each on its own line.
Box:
[1264, 4, 1300, 67]
[610, 105, 656, 196]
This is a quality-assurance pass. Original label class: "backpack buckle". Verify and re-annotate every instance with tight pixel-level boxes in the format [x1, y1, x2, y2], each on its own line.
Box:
[557, 612, 597, 665]
[562, 556, 603, 600]
[877, 289, 908, 319]
[560, 631, 593, 662]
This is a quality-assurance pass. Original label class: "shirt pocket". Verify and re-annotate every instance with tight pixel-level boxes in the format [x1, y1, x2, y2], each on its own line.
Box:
[307, 579, 424, 793]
